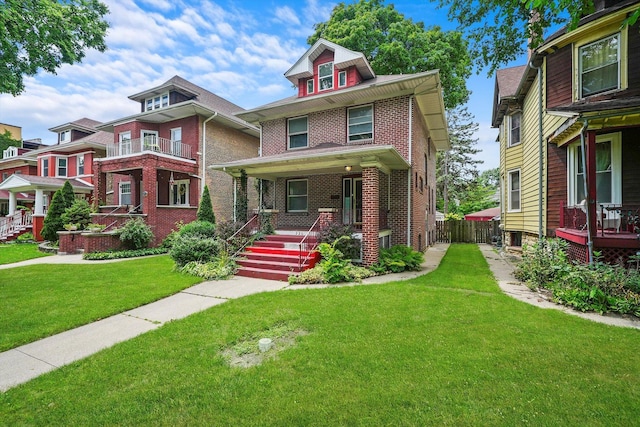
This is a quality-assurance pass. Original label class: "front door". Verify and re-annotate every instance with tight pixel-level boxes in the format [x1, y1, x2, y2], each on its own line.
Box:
[142, 130, 159, 151]
[343, 177, 362, 225]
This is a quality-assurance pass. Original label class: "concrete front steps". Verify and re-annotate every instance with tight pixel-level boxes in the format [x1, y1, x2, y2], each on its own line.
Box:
[236, 233, 321, 281]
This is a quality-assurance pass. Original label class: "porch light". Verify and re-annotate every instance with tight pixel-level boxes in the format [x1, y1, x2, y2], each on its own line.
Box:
[345, 165, 352, 172]
[169, 171, 175, 186]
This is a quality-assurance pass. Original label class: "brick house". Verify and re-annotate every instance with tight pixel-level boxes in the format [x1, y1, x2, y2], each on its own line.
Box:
[493, 0, 640, 263]
[0, 118, 110, 241]
[92, 76, 259, 245]
[211, 39, 449, 271]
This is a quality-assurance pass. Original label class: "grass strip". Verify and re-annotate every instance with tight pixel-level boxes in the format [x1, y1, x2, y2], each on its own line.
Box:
[0, 255, 200, 351]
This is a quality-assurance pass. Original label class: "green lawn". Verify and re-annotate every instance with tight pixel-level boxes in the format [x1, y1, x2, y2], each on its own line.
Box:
[0, 243, 51, 265]
[1, 244, 639, 425]
[0, 256, 201, 352]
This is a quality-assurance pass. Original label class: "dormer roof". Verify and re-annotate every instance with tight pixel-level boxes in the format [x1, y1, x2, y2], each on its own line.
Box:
[284, 38, 375, 86]
[48, 117, 101, 134]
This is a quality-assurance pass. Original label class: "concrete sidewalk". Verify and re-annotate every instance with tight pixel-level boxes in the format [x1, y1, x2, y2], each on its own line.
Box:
[0, 244, 450, 392]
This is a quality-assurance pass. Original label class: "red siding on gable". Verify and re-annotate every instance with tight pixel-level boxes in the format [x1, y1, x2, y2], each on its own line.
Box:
[299, 51, 366, 97]
[546, 45, 573, 108]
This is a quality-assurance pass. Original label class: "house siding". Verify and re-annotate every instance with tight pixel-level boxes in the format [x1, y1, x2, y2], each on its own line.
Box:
[545, 45, 573, 108]
[622, 127, 640, 205]
[546, 141, 568, 235]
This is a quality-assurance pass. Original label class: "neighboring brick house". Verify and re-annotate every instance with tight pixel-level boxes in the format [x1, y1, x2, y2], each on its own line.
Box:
[92, 76, 260, 245]
[0, 118, 109, 240]
[211, 39, 449, 268]
[493, 0, 640, 263]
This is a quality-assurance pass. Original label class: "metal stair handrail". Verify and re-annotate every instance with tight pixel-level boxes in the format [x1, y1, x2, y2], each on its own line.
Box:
[298, 215, 322, 269]
[227, 214, 259, 257]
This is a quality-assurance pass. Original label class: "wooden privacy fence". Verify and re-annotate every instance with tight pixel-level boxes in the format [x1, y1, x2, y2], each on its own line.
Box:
[436, 220, 500, 243]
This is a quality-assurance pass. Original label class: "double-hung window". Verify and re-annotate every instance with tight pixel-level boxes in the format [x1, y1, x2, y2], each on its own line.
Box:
[170, 180, 189, 206]
[288, 117, 308, 149]
[508, 169, 521, 212]
[318, 62, 333, 91]
[119, 131, 132, 155]
[60, 130, 70, 143]
[145, 92, 170, 111]
[338, 70, 347, 87]
[508, 112, 521, 147]
[170, 127, 182, 156]
[287, 179, 308, 212]
[579, 33, 620, 98]
[42, 159, 49, 177]
[569, 132, 621, 205]
[77, 155, 85, 175]
[57, 157, 67, 177]
[348, 105, 373, 141]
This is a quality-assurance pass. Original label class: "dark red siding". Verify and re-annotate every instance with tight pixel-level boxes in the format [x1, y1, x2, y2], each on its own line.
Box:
[546, 141, 568, 235]
[622, 127, 640, 205]
[546, 45, 573, 108]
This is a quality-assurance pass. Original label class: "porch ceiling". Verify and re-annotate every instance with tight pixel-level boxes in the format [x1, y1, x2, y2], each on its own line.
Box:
[209, 144, 410, 180]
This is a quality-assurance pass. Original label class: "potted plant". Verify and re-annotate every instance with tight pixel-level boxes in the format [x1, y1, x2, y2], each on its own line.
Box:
[63, 223, 80, 231]
[87, 223, 106, 232]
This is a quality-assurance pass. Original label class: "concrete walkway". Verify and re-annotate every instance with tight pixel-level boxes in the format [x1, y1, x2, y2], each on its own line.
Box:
[2, 243, 638, 392]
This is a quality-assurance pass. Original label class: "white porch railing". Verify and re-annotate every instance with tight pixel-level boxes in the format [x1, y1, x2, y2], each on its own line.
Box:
[104, 137, 192, 160]
[0, 210, 33, 240]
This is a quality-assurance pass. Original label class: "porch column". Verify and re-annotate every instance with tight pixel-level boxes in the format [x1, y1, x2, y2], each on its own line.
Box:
[361, 166, 379, 266]
[8, 191, 16, 215]
[34, 189, 44, 215]
[586, 130, 597, 245]
[142, 160, 156, 221]
[94, 161, 106, 207]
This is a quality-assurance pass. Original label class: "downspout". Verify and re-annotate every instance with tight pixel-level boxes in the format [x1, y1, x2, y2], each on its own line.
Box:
[529, 59, 544, 238]
[407, 96, 414, 246]
[201, 112, 218, 195]
[579, 119, 593, 264]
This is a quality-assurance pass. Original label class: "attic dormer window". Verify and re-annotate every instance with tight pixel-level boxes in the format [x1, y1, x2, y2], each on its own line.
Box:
[318, 62, 333, 91]
[145, 92, 169, 111]
[60, 130, 70, 143]
[307, 79, 314, 94]
[3, 146, 18, 158]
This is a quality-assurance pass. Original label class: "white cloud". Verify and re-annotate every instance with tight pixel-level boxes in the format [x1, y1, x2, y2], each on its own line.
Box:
[274, 6, 301, 26]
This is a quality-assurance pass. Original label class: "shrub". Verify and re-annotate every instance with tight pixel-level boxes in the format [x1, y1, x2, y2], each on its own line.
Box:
[370, 245, 424, 274]
[61, 198, 92, 230]
[82, 247, 168, 260]
[197, 185, 216, 224]
[514, 238, 571, 289]
[216, 220, 255, 255]
[119, 218, 154, 250]
[259, 211, 275, 235]
[178, 254, 237, 280]
[41, 189, 67, 242]
[178, 220, 216, 239]
[61, 180, 76, 208]
[16, 232, 34, 243]
[160, 221, 184, 250]
[169, 235, 223, 267]
[319, 222, 361, 260]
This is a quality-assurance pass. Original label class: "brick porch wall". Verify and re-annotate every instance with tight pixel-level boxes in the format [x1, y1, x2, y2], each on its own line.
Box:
[362, 166, 379, 265]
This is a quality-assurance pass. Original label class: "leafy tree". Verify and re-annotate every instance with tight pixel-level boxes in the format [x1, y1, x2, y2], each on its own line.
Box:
[457, 169, 499, 215]
[0, 0, 109, 95]
[61, 180, 76, 208]
[197, 185, 216, 224]
[41, 189, 67, 242]
[0, 130, 20, 158]
[436, 106, 483, 213]
[309, 0, 472, 108]
[435, 0, 640, 74]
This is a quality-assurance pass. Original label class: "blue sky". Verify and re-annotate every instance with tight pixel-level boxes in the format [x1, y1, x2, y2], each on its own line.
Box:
[0, 0, 515, 171]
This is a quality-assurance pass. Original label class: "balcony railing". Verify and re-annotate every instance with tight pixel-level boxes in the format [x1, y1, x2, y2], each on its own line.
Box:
[105, 137, 192, 160]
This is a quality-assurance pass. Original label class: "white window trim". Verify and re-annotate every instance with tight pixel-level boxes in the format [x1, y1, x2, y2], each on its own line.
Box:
[567, 132, 622, 206]
[338, 70, 347, 87]
[145, 92, 170, 111]
[170, 179, 190, 206]
[56, 157, 67, 177]
[119, 131, 132, 156]
[119, 181, 132, 206]
[507, 112, 522, 147]
[507, 169, 521, 212]
[60, 130, 70, 143]
[287, 116, 308, 150]
[347, 104, 374, 142]
[287, 179, 308, 212]
[41, 158, 49, 177]
[578, 32, 621, 99]
[318, 61, 333, 91]
[307, 79, 314, 94]
[77, 154, 85, 176]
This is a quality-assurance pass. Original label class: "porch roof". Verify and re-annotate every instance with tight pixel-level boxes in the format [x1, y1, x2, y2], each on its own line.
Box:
[547, 100, 640, 146]
[236, 70, 449, 151]
[0, 190, 34, 201]
[0, 175, 93, 193]
[209, 143, 410, 180]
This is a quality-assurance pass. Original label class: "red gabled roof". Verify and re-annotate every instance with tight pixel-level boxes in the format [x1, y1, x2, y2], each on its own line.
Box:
[464, 207, 501, 222]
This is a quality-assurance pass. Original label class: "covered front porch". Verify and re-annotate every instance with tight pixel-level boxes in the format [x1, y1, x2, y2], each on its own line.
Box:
[0, 175, 93, 241]
[93, 152, 199, 245]
[211, 143, 411, 266]
[548, 103, 640, 264]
